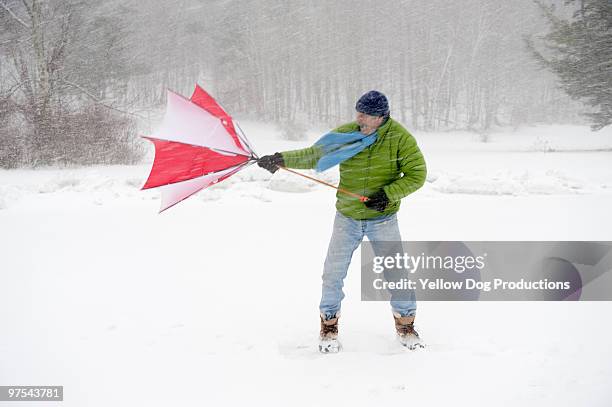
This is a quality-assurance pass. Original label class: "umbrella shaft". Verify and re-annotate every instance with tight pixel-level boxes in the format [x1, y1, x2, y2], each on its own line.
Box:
[278, 166, 369, 202]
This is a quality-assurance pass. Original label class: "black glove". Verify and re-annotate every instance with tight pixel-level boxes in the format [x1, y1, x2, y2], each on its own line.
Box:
[364, 190, 389, 212]
[257, 153, 285, 174]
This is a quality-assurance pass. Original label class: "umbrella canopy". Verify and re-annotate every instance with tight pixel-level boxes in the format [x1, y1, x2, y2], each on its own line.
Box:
[142, 85, 258, 212]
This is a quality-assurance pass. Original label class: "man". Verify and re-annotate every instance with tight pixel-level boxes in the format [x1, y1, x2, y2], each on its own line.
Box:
[258, 91, 427, 353]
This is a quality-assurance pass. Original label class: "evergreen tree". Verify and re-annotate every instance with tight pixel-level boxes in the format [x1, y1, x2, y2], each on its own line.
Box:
[529, 0, 612, 130]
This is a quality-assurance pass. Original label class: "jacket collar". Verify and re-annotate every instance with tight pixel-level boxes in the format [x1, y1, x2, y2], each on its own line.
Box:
[373, 116, 393, 143]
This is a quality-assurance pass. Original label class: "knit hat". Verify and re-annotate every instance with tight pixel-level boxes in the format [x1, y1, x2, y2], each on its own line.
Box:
[355, 90, 389, 117]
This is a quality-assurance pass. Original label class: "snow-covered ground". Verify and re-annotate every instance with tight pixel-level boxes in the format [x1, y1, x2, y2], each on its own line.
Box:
[1, 124, 611, 406]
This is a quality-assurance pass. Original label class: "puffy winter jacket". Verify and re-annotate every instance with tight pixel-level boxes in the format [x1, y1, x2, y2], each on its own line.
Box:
[281, 117, 426, 220]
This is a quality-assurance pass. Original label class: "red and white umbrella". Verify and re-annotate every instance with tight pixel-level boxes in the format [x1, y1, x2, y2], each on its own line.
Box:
[141, 85, 258, 212]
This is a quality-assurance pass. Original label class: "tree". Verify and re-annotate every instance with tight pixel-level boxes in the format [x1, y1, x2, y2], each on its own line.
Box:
[0, 0, 144, 167]
[528, 0, 612, 130]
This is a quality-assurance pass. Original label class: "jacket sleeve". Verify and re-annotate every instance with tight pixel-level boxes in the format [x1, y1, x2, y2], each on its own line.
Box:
[280, 145, 324, 169]
[382, 134, 427, 202]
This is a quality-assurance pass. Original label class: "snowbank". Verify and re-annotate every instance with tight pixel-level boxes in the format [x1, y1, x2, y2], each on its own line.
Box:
[2, 124, 611, 210]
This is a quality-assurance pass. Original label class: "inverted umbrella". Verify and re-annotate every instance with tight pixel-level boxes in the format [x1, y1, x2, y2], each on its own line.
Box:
[141, 85, 258, 212]
[142, 84, 368, 212]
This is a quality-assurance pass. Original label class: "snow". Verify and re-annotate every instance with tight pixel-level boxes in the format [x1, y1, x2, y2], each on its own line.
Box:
[1, 124, 611, 406]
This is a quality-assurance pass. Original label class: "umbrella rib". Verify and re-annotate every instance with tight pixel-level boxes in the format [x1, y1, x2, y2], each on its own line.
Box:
[234, 120, 259, 159]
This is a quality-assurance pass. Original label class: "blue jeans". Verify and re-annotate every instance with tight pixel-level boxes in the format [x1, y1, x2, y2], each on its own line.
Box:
[319, 211, 417, 319]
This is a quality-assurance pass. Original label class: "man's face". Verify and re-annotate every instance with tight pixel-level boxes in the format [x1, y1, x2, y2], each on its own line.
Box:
[356, 111, 385, 135]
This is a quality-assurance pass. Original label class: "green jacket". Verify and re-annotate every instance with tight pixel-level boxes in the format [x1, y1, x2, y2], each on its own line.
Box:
[280, 117, 427, 220]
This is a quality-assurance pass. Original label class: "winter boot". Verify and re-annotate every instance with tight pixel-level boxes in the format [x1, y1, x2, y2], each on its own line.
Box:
[319, 314, 341, 353]
[393, 313, 425, 350]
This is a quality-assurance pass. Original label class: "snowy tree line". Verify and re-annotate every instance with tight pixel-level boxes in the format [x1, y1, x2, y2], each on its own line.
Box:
[0, 0, 609, 168]
[209, 0, 581, 131]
